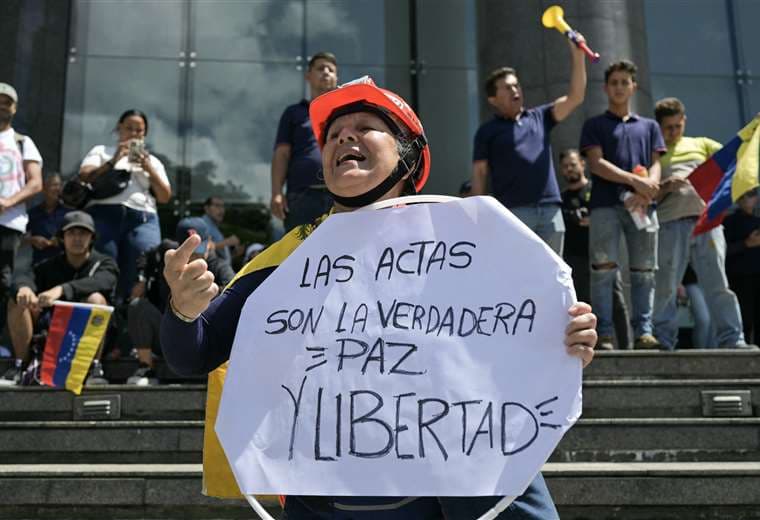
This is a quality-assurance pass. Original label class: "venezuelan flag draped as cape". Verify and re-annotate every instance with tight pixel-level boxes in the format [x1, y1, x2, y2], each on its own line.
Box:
[689, 117, 760, 235]
[40, 301, 114, 395]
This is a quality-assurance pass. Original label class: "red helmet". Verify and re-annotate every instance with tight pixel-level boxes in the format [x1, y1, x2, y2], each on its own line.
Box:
[310, 76, 431, 192]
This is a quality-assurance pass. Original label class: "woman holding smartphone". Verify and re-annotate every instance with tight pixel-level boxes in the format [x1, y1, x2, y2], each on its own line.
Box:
[79, 109, 172, 300]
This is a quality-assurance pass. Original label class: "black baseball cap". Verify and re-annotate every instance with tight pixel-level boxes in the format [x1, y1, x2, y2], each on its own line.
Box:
[60, 211, 96, 234]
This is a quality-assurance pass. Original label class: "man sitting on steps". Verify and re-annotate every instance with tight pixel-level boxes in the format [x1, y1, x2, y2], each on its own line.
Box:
[0, 211, 118, 386]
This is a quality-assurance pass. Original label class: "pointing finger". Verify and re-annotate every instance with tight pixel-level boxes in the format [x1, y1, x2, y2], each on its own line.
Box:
[165, 234, 201, 273]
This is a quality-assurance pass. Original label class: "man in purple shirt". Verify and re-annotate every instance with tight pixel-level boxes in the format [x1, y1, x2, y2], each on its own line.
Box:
[580, 60, 666, 350]
[270, 52, 338, 232]
[471, 35, 587, 255]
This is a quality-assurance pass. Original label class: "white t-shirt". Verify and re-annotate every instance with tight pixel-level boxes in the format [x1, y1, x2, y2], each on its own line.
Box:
[80, 144, 169, 213]
[0, 127, 43, 232]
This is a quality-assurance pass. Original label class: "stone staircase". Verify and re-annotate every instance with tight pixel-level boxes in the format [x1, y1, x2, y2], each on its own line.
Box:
[0, 352, 759, 519]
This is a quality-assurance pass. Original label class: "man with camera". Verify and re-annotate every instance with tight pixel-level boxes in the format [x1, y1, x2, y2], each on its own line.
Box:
[0, 211, 118, 386]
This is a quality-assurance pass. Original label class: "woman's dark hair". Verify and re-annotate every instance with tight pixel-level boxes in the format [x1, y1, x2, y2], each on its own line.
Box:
[116, 109, 149, 135]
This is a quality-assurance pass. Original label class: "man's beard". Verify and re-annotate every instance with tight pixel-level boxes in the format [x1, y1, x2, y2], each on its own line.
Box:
[565, 174, 582, 184]
[0, 112, 12, 127]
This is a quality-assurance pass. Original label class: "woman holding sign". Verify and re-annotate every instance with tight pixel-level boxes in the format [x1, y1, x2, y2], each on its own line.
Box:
[161, 77, 597, 519]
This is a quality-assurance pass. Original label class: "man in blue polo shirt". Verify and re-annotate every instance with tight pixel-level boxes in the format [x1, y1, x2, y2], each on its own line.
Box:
[271, 52, 338, 232]
[471, 35, 588, 254]
[580, 60, 666, 351]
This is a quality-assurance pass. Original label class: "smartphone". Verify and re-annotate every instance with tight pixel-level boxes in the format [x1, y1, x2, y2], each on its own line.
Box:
[128, 139, 145, 163]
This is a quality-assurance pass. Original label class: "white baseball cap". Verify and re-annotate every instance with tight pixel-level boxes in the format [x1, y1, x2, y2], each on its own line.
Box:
[0, 83, 18, 103]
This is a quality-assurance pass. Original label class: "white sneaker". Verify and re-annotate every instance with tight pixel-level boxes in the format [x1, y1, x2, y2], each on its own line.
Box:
[126, 366, 158, 386]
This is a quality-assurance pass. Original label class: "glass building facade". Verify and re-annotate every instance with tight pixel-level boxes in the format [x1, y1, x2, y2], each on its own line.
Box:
[60, 0, 478, 210]
[4, 0, 758, 215]
[644, 0, 760, 142]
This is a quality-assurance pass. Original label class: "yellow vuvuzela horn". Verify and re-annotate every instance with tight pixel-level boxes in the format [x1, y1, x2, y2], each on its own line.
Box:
[542, 5, 600, 62]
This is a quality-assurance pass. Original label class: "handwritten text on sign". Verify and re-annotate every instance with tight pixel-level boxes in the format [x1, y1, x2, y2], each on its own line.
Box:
[216, 197, 581, 498]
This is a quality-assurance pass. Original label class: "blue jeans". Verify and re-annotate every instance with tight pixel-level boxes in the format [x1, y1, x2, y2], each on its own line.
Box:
[510, 204, 565, 256]
[590, 206, 658, 338]
[438, 473, 559, 519]
[87, 204, 161, 300]
[654, 219, 745, 349]
[685, 282, 713, 348]
[282, 473, 558, 519]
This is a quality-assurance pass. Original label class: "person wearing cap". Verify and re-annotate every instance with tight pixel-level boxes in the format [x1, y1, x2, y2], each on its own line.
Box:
[271, 51, 338, 232]
[0, 82, 43, 300]
[161, 77, 597, 518]
[126, 217, 235, 386]
[470, 35, 587, 256]
[0, 211, 118, 386]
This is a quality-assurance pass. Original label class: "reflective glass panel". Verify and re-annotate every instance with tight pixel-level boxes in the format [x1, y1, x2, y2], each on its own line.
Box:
[416, 0, 476, 68]
[73, 0, 184, 58]
[650, 74, 742, 142]
[417, 68, 479, 196]
[736, 0, 760, 75]
[746, 80, 760, 121]
[644, 0, 734, 75]
[192, 0, 303, 62]
[187, 61, 302, 203]
[61, 57, 182, 183]
[305, 0, 409, 66]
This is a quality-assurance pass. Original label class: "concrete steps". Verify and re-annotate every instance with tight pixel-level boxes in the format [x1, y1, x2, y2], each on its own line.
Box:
[3, 349, 759, 382]
[2, 377, 757, 420]
[583, 349, 760, 380]
[2, 463, 759, 520]
[1, 349, 758, 518]
[0, 385, 207, 421]
[2, 417, 759, 464]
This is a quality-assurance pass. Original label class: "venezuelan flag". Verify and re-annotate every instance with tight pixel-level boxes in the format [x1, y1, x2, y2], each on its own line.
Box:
[690, 117, 760, 235]
[40, 302, 114, 395]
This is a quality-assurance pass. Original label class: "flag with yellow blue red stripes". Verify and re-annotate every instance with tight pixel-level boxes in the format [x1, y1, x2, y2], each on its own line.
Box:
[40, 301, 113, 395]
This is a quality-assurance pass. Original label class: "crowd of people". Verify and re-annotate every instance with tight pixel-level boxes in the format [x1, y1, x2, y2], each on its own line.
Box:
[468, 54, 759, 352]
[0, 41, 758, 392]
[0, 84, 257, 387]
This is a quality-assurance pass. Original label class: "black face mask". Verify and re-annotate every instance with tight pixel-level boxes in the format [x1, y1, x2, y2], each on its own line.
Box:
[322, 102, 425, 208]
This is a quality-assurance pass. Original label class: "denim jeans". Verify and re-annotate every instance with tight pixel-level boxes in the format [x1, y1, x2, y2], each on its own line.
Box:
[285, 188, 333, 232]
[510, 204, 565, 256]
[87, 204, 161, 300]
[438, 473, 559, 519]
[590, 205, 658, 338]
[685, 282, 713, 348]
[654, 219, 745, 349]
[282, 473, 558, 519]
[565, 254, 631, 348]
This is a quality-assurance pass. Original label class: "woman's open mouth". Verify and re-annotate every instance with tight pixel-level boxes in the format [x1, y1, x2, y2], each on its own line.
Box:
[336, 151, 366, 166]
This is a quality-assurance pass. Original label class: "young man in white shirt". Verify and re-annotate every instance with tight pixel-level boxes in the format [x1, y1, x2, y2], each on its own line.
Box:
[0, 83, 42, 297]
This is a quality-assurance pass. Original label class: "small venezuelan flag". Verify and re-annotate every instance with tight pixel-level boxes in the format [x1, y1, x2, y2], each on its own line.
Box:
[689, 117, 760, 235]
[40, 301, 114, 395]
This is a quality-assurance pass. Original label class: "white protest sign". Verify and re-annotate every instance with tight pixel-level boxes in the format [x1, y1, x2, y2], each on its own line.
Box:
[216, 196, 581, 498]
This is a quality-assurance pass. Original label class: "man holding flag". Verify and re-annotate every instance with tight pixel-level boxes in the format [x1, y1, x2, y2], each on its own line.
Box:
[0, 211, 119, 386]
[651, 98, 752, 350]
